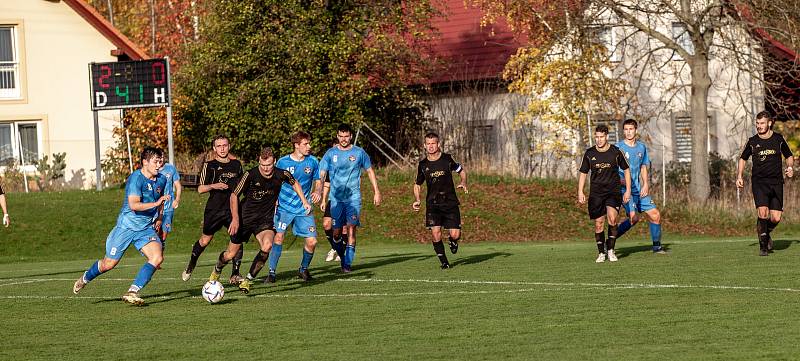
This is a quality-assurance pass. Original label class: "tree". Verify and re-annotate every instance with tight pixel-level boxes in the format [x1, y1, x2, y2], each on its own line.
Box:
[474, 0, 800, 203]
[177, 0, 439, 160]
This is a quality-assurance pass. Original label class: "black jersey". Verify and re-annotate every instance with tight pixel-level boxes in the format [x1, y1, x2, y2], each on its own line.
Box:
[415, 153, 463, 206]
[199, 158, 243, 211]
[233, 167, 295, 224]
[740, 132, 793, 184]
[579, 144, 630, 193]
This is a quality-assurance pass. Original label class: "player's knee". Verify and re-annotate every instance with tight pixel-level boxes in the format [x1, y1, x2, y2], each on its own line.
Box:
[771, 215, 782, 224]
[649, 211, 661, 224]
[198, 237, 212, 247]
[307, 238, 318, 248]
[274, 235, 284, 245]
[449, 230, 461, 241]
[148, 254, 164, 268]
[100, 258, 119, 272]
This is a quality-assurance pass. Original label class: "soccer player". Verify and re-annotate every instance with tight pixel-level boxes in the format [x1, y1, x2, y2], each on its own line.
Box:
[267, 131, 322, 282]
[320, 123, 381, 272]
[412, 132, 468, 269]
[736, 110, 794, 256]
[614, 119, 666, 254]
[578, 125, 631, 263]
[0, 184, 9, 227]
[157, 160, 182, 245]
[72, 147, 169, 305]
[181, 135, 244, 283]
[209, 147, 311, 293]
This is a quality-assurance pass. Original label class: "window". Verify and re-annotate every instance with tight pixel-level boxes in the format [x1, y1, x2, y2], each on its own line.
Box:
[671, 22, 694, 59]
[469, 120, 496, 161]
[672, 113, 715, 162]
[0, 122, 41, 167]
[0, 25, 21, 99]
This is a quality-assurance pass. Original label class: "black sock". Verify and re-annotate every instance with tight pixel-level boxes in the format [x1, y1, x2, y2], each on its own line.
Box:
[432, 241, 449, 265]
[595, 232, 605, 254]
[231, 246, 243, 276]
[214, 251, 229, 273]
[606, 225, 618, 251]
[186, 241, 207, 273]
[448, 235, 460, 244]
[757, 218, 770, 250]
[325, 228, 335, 249]
[767, 219, 779, 234]
[248, 250, 270, 279]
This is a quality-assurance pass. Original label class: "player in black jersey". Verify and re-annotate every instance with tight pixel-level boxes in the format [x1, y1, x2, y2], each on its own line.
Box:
[736, 111, 794, 256]
[578, 125, 631, 263]
[412, 132, 468, 269]
[0, 184, 9, 227]
[181, 135, 245, 283]
[208, 147, 310, 293]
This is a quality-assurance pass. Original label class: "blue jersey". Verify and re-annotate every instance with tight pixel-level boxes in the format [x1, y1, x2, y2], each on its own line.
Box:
[276, 154, 320, 215]
[320, 145, 372, 203]
[159, 163, 180, 212]
[117, 170, 166, 231]
[616, 140, 650, 194]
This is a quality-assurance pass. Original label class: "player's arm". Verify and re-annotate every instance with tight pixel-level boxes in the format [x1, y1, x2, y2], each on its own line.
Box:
[198, 163, 227, 193]
[639, 164, 650, 197]
[456, 166, 468, 194]
[781, 138, 794, 178]
[128, 194, 169, 212]
[577, 172, 587, 204]
[0, 193, 8, 227]
[228, 173, 248, 235]
[321, 178, 330, 212]
[737, 141, 752, 188]
[618, 150, 631, 204]
[366, 167, 381, 206]
[287, 175, 312, 214]
[577, 152, 590, 204]
[172, 179, 182, 209]
[412, 183, 422, 211]
[311, 179, 322, 204]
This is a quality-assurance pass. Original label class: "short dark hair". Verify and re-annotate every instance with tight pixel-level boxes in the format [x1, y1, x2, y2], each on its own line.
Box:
[259, 147, 274, 160]
[595, 125, 609, 134]
[756, 110, 772, 121]
[622, 119, 638, 129]
[140, 146, 163, 162]
[424, 132, 439, 140]
[337, 123, 353, 134]
[291, 131, 310, 145]
[212, 134, 229, 146]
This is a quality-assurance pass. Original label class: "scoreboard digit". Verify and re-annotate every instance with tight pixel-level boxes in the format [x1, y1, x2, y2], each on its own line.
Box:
[89, 59, 170, 110]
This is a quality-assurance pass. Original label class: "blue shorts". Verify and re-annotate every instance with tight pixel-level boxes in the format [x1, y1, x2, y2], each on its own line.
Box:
[274, 209, 317, 238]
[330, 201, 361, 227]
[161, 212, 174, 234]
[105, 226, 161, 260]
[623, 194, 657, 214]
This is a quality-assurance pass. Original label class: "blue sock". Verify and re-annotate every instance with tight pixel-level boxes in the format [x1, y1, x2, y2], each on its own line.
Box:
[83, 260, 103, 282]
[131, 262, 157, 290]
[268, 244, 283, 274]
[649, 223, 662, 250]
[333, 237, 345, 258]
[344, 245, 356, 266]
[300, 249, 314, 271]
[617, 219, 633, 238]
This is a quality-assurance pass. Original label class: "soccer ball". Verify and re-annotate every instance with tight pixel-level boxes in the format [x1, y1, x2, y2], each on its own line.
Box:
[202, 280, 224, 303]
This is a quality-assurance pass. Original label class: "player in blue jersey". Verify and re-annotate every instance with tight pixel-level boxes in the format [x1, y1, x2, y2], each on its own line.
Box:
[267, 131, 323, 282]
[72, 147, 170, 306]
[157, 161, 182, 246]
[614, 119, 666, 254]
[320, 123, 382, 272]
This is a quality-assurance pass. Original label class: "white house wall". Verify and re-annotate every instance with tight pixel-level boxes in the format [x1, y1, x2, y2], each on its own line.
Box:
[0, 0, 122, 189]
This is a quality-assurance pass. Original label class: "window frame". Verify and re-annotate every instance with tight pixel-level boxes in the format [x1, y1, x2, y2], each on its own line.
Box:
[0, 20, 27, 103]
[0, 119, 43, 172]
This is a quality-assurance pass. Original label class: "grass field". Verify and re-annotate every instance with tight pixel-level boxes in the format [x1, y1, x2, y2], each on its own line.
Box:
[2, 172, 800, 359]
[3, 238, 800, 360]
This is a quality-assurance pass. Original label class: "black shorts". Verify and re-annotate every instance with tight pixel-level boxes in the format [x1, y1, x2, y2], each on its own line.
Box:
[232, 220, 275, 244]
[202, 208, 233, 236]
[425, 203, 461, 229]
[323, 201, 331, 218]
[587, 191, 622, 219]
[752, 182, 783, 211]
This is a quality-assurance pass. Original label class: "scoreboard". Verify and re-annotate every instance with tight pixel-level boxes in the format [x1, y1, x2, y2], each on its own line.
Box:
[89, 59, 171, 110]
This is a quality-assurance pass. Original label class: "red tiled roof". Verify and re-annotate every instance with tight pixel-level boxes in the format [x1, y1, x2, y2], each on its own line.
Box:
[62, 0, 148, 60]
[428, 0, 523, 84]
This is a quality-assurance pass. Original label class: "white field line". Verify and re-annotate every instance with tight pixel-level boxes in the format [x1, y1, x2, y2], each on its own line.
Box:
[1, 277, 800, 301]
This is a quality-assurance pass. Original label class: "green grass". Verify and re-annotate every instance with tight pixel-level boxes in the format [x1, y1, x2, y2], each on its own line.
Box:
[3, 172, 800, 359]
[3, 239, 800, 360]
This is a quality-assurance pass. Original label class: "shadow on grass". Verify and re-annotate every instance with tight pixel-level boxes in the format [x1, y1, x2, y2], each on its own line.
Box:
[615, 243, 671, 259]
[451, 252, 512, 267]
[747, 239, 800, 252]
[0, 269, 87, 280]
